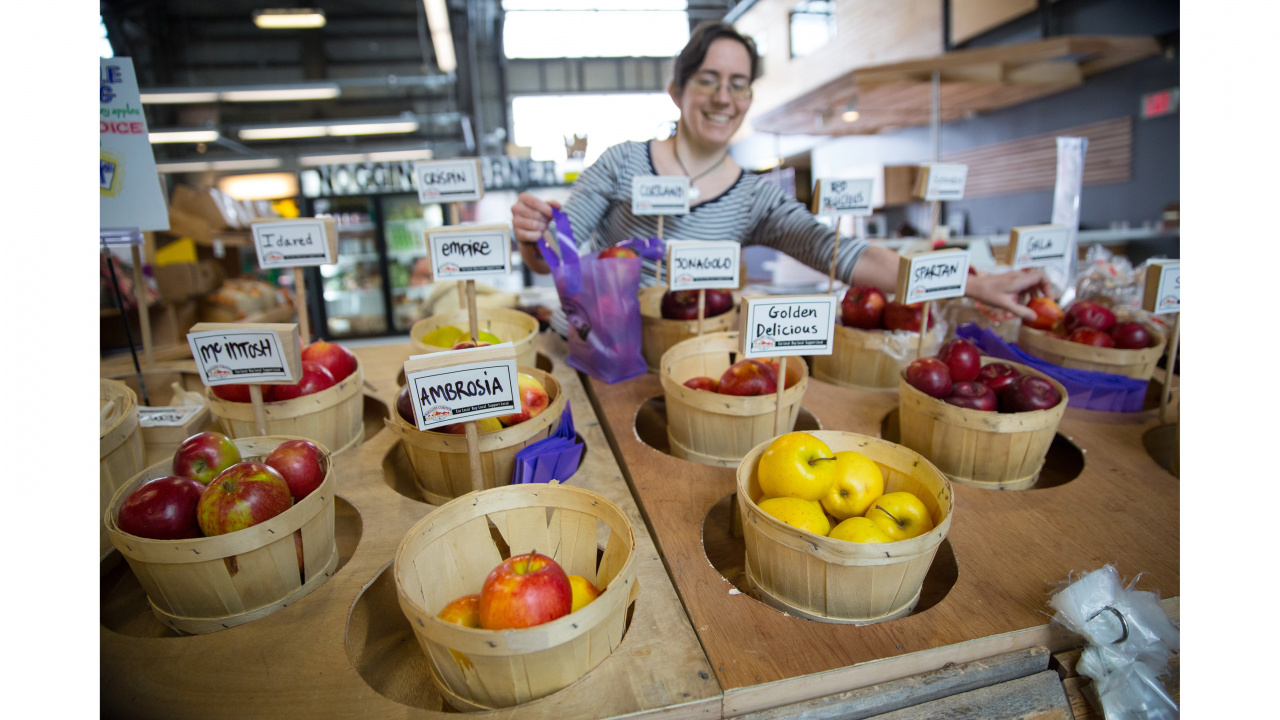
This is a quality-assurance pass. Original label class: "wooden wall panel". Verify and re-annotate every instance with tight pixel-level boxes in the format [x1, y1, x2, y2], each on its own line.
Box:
[951, 0, 1037, 45]
[940, 116, 1132, 198]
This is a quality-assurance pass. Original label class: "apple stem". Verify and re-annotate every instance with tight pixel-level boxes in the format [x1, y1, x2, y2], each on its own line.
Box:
[875, 505, 904, 528]
[808, 457, 837, 467]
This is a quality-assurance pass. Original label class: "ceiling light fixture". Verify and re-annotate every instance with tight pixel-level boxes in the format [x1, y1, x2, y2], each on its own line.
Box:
[156, 158, 283, 174]
[218, 173, 300, 200]
[842, 111, 860, 122]
[239, 117, 421, 141]
[220, 84, 340, 102]
[140, 90, 219, 104]
[328, 120, 420, 136]
[149, 129, 221, 144]
[239, 125, 328, 140]
[252, 9, 326, 29]
[424, 0, 458, 73]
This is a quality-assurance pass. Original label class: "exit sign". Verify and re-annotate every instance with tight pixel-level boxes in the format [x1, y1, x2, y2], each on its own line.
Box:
[1142, 88, 1179, 119]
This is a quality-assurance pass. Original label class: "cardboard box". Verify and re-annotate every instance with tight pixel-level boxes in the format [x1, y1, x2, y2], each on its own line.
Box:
[171, 185, 243, 230]
[883, 165, 921, 206]
[155, 260, 223, 301]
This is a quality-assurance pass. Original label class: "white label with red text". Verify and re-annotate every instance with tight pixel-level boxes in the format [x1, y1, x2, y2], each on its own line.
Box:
[404, 345, 521, 431]
[921, 163, 968, 201]
[414, 159, 483, 203]
[903, 250, 970, 303]
[428, 227, 512, 279]
[741, 297, 836, 358]
[187, 328, 295, 385]
[1010, 224, 1070, 270]
[1153, 262, 1179, 314]
[815, 178, 874, 217]
[632, 176, 690, 215]
[139, 406, 204, 427]
[253, 219, 334, 268]
[667, 241, 740, 290]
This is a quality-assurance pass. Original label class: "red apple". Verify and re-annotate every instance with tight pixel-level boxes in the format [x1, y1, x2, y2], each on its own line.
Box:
[1024, 297, 1064, 331]
[478, 551, 573, 630]
[718, 359, 777, 396]
[116, 476, 206, 540]
[905, 357, 952, 399]
[977, 362, 1021, 394]
[945, 381, 998, 411]
[196, 462, 293, 536]
[1110, 322, 1152, 349]
[763, 358, 799, 389]
[999, 375, 1062, 413]
[937, 338, 982, 382]
[883, 302, 936, 332]
[1069, 328, 1115, 348]
[301, 341, 357, 383]
[438, 594, 482, 628]
[683, 376, 719, 392]
[268, 361, 335, 401]
[173, 431, 241, 485]
[840, 286, 887, 330]
[598, 245, 638, 260]
[450, 339, 493, 350]
[265, 440, 326, 502]
[211, 384, 252, 403]
[1064, 301, 1116, 333]
[396, 386, 415, 423]
[498, 373, 551, 427]
[659, 289, 734, 321]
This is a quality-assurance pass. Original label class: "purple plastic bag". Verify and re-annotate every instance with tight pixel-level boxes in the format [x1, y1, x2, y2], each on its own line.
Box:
[538, 208, 650, 384]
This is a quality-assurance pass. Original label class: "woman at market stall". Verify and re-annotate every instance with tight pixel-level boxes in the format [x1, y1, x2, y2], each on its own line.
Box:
[511, 22, 1050, 319]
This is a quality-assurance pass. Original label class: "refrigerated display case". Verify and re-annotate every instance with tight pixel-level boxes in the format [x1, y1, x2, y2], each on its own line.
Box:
[308, 196, 388, 338]
[383, 193, 444, 332]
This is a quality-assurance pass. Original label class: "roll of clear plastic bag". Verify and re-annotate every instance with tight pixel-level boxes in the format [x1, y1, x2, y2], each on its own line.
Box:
[1049, 565, 1179, 719]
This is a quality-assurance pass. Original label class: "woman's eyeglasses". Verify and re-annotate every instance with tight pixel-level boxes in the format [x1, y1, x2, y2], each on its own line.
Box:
[688, 73, 752, 101]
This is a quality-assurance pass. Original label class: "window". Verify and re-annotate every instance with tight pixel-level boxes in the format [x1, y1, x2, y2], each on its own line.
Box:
[789, 1, 836, 58]
[503, 2, 689, 59]
[100, 16, 113, 58]
[511, 94, 679, 164]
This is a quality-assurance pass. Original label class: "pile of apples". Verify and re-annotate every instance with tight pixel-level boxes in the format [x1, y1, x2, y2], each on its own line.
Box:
[116, 431, 324, 562]
[682, 357, 799, 396]
[421, 325, 503, 350]
[904, 338, 1062, 413]
[395, 371, 551, 434]
[840, 286, 936, 333]
[436, 550, 601, 630]
[658, 289, 734, 321]
[212, 340, 358, 403]
[752, 432, 935, 544]
[1025, 298, 1155, 350]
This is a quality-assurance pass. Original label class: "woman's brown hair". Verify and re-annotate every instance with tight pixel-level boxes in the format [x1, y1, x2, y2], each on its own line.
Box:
[671, 22, 760, 93]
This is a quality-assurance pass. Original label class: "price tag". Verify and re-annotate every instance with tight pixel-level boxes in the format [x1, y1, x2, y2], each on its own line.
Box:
[427, 224, 512, 280]
[139, 406, 204, 427]
[812, 178, 874, 217]
[667, 240, 741, 290]
[632, 176, 690, 215]
[251, 217, 338, 268]
[414, 158, 484, 204]
[1142, 261, 1179, 314]
[186, 323, 302, 386]
[738, 296, 837, 358]
[402, 343, 521, 431]
[917, 163, 968, 201]
[1006, 224, 1071, 270]
[895, 250, 970, 304]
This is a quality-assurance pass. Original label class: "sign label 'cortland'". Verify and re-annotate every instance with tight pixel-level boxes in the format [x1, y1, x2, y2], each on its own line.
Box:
[252, 218, 338, 268]
[1007, 224, 1070, 270]
[667, 240, 741, 291]
[739, 296, 837, 359]
[188, 327, 299, 385]
[427, 224, 512, 280]
[632, 176, 691, 215]
[414, 158, 483, 203]
[896, 250, 971, 304]
[919, 163, 969, 201]
[813, 178, 874, 217]
[402, 343, 521, 431]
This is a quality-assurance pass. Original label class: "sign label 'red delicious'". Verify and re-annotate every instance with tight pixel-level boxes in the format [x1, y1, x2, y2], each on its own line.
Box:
[632, 176, 690, 215]
[739, 296, 837, 359]
[667, 240, 741, 291]
[813, 178, 874, 217]
[402, 343, 521, 431]
[414, 158, 483, 203]
[186, 323, 302, 386]
[427, 224, 512, 280]
[251, 218, 338, 268]
[896, 250, 970, 304]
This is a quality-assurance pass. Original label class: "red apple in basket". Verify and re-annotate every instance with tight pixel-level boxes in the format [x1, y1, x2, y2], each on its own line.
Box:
[301, 341, 357, 383]
[396, 386, 415, 423]
[173, 431, 242, 485]
[196, 462, 293, 536]
[883, 302, 936, 333]
[268, 361, 335, 401]
[211, 384, 252, 403]
[479, 550, 573, 630]
[1024, 297, 1064, 332]
[718, 359, 777, 396]
[840, 286, 887, 330]
[977, 362, 1020, 394]
[598, 245, 638, 260]
[265, 439, 326, 502]
[763, 358, 799, 389]
[1110, 322, 1152, 350]
[945, 382, 997, 412]
[937, 338, 982, 382]
[1069, 328, 1115, 348]
[660, 289, 734, 321]
[683, 376, 719, 392]
[450, 339, 493, 350]
[498, 373, 551, 427]
[117, 476, 206, 540]
[1064, 301, 1116, 333]
[905, 357, 952, 399]
[999, 375, 1062, 413]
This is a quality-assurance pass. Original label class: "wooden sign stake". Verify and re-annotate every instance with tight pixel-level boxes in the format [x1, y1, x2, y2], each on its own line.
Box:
[248, 385, 268, 435]
[129, 244, 155, 369]
[466, 280, 480, 342]
[464, 421, 484, 493]
[773, 356, 787, 436]
[928, 200, 941, 243]
[292, 267, 310, 345]
[1159, 313, 1180, 423]
[827, 215, 843, 294]
[656, 216, 665, 284]
[449, 202, 465, 306]
[918, 302, 931, 358]
[696, 289, 706, 335]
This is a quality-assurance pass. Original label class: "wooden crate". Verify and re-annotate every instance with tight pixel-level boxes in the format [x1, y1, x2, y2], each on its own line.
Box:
[101, 379, 146, 561]
[638, 286, 738, 372]
[205, 361, 365, 455]
[811, 322, 944, 390]
[1018, 320, 1165, 380]
[410, 307, 539, 369]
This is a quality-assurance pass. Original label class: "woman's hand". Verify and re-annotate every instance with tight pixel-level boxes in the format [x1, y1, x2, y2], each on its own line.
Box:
[511, 193, 560, 243]
[965, 269, 1055, 321]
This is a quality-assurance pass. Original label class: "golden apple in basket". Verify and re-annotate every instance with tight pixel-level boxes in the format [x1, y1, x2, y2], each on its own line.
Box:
[498, 373, 550, 427]
[756, 432, 837, 502]
[757, 497, 831, 536]
[437, 594, 481, 628]
[864, 492, 934, 541]
[819, 451, 885, 521]
[568, 574, 601, 613]
[829, 517, 894, 543]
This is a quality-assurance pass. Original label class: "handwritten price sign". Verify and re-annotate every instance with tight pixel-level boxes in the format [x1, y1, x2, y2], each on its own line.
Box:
[186, 323, 302, 386]
[1007, 224, 1070, 270]
[632, 176, 690, 215]
[402, 343, 521, 431]
[812, 178, 874, 217]
[895, 250, 970, 304]
[414, 158, 483, 204]
[427, 224, 512, 280]
[738, 296, 837, 359]
[667, 241, 741, 291]
[251, 218, 338, 268]
[1142, 261, 1179, 315]
[917, 163, 968, 201]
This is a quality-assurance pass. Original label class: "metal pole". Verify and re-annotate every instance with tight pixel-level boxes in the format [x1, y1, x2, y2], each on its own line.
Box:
[102, 244, 151, 405]
[931, 70, 941, 162]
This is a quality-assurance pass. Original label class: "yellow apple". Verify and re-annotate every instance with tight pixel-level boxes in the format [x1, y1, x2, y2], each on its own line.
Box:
[440, 417, 503, 434]
[757, 432, 837, 501]
[828, 517, 894, 543]
[422, 325, 465, 348]
[568, 574, 601, 612]
[819, 451, 885, 520]
[864, 492, 935, 541]
[757, 497, 831, 536]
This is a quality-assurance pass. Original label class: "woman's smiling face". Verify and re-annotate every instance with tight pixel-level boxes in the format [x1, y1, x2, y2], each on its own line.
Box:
[671, 37, 753, 148]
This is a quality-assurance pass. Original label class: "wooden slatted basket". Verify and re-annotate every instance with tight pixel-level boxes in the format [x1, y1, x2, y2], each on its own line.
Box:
[1017, 318, 1166, 380]
[410, 307, 540, 369]
[101, 379, 146, 561]
[736, 431, 953, 624]
[660, 332, 808, 467]
[638, 286, 737, 372]
[383, 366, 565, 505]
[395, 483, 639, 710]
[205, 360, 365, 455]
[103, 435, 338, 635]
[897, 357, 1068, 490]
[811, 322, 945, 390]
